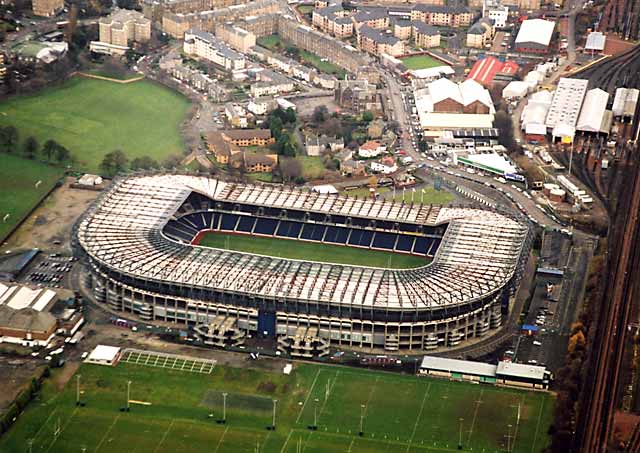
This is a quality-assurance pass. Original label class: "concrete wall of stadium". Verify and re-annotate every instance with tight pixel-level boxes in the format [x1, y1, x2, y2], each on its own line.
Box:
[84, 262, 506, 354]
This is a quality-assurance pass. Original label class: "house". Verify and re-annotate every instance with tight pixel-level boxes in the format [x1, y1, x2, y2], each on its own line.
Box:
[306, 135, 345, 156]
[370, 160, 398, 174]
[247, 97, 277, 115]
[341, 159, 367, 176]
[241, 153, 278, 173]
[205, 131, 242, 164]
[225, 103, 249, 128]
[358, 140, 386, 158]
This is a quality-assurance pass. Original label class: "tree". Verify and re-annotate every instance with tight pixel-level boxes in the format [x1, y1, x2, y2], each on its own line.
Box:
[54, 146, 70, 163]
[279, 157, 303, 183]
[318, 118, 342, 136]
[23, 136, 39, 160]
[284, 107, 297, 124]
[312, 105, 329, 124]
[64, 4, 78, 45]
[42, 139, 59, 162]
[493, 110, 517, 152]
[362, 111, 374, 122]
[275, 133, 296, 157]
[269, 115, 284, 140]
[2, 126, 18, 153]
[162, 154, 183, 169]
[100, 150, 129, 176]
[131, 156, 159, 170]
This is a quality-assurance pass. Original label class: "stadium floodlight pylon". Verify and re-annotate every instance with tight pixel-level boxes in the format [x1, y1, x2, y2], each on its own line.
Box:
[359, 404, 366, 437]
[217, 392, 228, 424]
[458, 417, 464, 450]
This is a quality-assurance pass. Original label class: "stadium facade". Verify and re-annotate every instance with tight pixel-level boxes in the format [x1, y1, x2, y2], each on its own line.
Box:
[74, 175, 530, 357]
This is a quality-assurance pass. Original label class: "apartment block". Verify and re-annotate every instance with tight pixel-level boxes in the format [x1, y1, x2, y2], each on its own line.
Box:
[357, 25, 405, 57]
[410, 5, 473, 28]
[32, 0, 63, 17]
[184, 29, 246, 70]
[413, 22, 441, 48]
[466, 17, 494, 48]
[216, 23, 256, 52]
[91, 9, 151, 55]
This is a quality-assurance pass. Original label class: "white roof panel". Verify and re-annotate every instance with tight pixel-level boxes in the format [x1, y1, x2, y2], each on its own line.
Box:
[577, 88, 609, 132]
[88, 345, 121, 362]
[496, 361, 547, 381]
[421, 356, 497, 377]
[585, 31, 606, 51]
[515, 19, 555, 47]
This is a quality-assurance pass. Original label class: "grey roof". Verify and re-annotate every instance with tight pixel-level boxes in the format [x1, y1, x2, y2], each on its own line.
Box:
[420, 356, 498, 377]
[496, 361, 548, 381]
[359, 25, 400, 45]
[413, 4, 470, 14]
[186, 29, 243, 61]
[413, 21, 439, 36]
[353, 9, 389, 22]
[0, 306, 56, 333]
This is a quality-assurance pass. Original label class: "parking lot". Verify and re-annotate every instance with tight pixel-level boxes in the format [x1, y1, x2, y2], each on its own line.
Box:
[20, 253, 77, 289]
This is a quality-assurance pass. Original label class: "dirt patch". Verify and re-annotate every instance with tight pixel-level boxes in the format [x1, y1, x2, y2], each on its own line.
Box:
[51, 360, 81, 391]
[604, 35, 636, 56]
[256, 381, 277, 394]
[0, 357, 47, 411]
[1, 177, 101, 255]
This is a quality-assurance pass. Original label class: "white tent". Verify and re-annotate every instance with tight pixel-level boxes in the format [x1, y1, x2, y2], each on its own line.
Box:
[577, 88, 610, 133]
[503, 81, 529, 99]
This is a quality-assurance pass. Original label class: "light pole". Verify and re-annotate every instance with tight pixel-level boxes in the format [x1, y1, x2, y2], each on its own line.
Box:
[359, 404, 366, 436]
[309, 398, 319, 431]
[458, 417, 463, 450]
[507, 423, 513, 452]
[271, 399, 278, 430]
[126, 380, 132, 409]
[76, 375, 81, 406]
[220, 392, 228, 424]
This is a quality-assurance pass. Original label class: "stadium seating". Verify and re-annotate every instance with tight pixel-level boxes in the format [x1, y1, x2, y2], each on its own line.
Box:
[237, 215, 257, 233]
[220, 214, 239, 231]
[395, 235, 415, 253]
[372, 232, 396, 250]
[254, 218, 278, 236]
[277, 221, 302, 238]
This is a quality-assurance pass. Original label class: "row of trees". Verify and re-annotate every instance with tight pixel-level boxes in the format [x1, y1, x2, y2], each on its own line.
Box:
[99, 150, 184, 176]
[267, 107, 298, 157]
[0, 126, 71, 163]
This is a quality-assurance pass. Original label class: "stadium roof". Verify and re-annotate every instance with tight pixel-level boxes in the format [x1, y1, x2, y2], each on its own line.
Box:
[576, 88, 610, 133]
[77, 175, 527, 311]
[585, 31, 606, 51]
[515, 19, 555, 47]
[420, 356, 497, 377]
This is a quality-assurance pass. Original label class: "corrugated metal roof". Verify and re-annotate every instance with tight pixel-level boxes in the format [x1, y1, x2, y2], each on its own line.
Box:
[420, 356, 497, 376]
[496, 361, 548, 381]
[577, 88, 609, 133]
[585, 31, 606, 51]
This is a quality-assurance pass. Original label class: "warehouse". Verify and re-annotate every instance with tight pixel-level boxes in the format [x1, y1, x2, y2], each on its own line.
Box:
[503, 81, 529, 100]
[576, 88, 612, 134]
[545, 78, 589, 142]
[612, 87, 639, 118]
[521, 89, 553, 143]
[515, 19, 555, 54]
[585, 31, 606, 53]
[467, 57, 519, 87]
[0, 283, 58, 346]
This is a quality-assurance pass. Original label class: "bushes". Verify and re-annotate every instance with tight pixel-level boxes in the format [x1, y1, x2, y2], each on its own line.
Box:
[0, 369, 47, 435]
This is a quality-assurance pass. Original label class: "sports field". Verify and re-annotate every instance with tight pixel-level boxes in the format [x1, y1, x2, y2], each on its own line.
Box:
[0, 154, 63, 241]
[400, 55, 443, 70]
[197, 232, 428, 269]
[0, 77, 190, 173]
[0, 358, 554, 452]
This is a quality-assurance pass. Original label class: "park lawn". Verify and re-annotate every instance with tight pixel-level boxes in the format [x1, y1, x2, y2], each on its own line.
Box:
[391, 186, 454, 205]
[0, 154, 63, 241]
[0, 77, 190, 173]
[0, 360, 554, 453]
[299, 50, 346, 78]
[257, 34, 283, 51]
[342, 187, 391, 199]
[197, 231, 428, 269]
[297, 155, 325, 180]
[298, 4, 314, 13]
[400, 54, 443, 70]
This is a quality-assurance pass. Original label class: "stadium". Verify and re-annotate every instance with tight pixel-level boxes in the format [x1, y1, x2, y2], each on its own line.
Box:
[73, 174, 531, 357]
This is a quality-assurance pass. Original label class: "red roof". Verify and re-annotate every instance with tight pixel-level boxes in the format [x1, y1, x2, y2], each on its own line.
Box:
[467, 57, 520, 86]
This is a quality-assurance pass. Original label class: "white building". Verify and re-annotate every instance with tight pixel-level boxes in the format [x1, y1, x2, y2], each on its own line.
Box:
[370, 161, 397, 174]
[247, 97, 276, 115]
[484, 4, 508, 28]
[521, 89, 553, 136]
[545, 78, 589, 141]
[502, 81, 529, 100]
[276, 97, 296, 111]
[515, 19, 555, 53]
[576, 88, 611, 134]
[612, 88, 639, 118]
[585, 31, 606, 52]
[183, 29, 246, 71]
[85, 345, 122, 366]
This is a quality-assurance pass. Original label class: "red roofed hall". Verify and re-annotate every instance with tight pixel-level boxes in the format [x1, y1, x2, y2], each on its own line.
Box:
[467, 57, 520, 87]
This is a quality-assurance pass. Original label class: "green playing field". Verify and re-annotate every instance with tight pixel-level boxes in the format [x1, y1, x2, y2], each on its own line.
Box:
[0, 358, 554, 452]
[197, 232, 429, 269]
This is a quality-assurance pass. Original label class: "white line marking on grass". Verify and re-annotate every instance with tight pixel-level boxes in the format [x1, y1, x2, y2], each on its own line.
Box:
[465, 388, 484, 446]
[363, 376, 379, 417]
[511, 394, 526, 451]
[296, 369, 321, 423]
[317, 371, 340, 420]
[531, 396, 546, 453]
[153, 419, 175, 453]
[406, 383, 432, 452]
[213, 425, 229, 453]
[45, 406, 79, 453]
[94, 413, 121, 453]
[347, 437, 356, 452]
[32, 408, 58, 447]
[279, 428, 294, 453]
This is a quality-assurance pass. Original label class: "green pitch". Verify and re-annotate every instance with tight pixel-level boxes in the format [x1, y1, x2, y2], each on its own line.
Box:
[0, 360, 554, 452]
[400, 55, 443, 70]
[197, 232, 429, 269]
[0, 154, 63, 241]
[0, 77, 190, 173]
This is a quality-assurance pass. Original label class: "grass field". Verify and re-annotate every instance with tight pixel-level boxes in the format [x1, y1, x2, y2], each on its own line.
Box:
[299, 50, 346, 78]
[297, 155, 325, 180]
[391, 187, 455, 205]
[0, 77, 190, 173]
[400, 55, 443, 70]
[257, 35, 283, 51]
[0, 359, 554, 453]
[0, 154, 63, 241]
[198, 232, 428, 268]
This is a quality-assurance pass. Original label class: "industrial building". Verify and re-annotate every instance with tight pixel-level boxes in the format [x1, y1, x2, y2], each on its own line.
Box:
[612, 87, 639, 118]
[419, 356, 552, 389]
[545, 78, 589, 142]
[514, 19, 555, 54]
[75, 175, 530, 356]
[576, 88, 612, 134]
[521, 89, 554, 143]
[467, 57, 519, 87]
[585, 31, 606, 53]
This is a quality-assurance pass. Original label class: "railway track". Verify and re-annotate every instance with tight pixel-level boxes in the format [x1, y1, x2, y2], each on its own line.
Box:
[576, 44, 640, 95]
[576, 148, 640, 452]
[601, 0, 640, 40]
